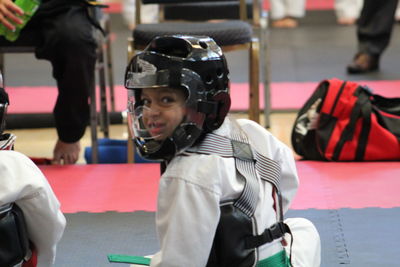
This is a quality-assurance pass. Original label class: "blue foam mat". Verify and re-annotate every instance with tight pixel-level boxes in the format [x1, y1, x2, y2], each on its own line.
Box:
[54, 208, 400, 267]
[84, 138, 157, 164]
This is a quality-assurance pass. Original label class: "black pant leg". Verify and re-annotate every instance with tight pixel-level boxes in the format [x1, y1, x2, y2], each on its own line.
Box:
[357, 0, 399, 56]
[36, 6, 97, 143]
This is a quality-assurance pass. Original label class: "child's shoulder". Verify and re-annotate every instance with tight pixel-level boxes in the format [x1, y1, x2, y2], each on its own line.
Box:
[234, 118, 290, 157]
[0, 150, 36, 169]
[236, 118, 273, 136]
[164, 153, 232, 192]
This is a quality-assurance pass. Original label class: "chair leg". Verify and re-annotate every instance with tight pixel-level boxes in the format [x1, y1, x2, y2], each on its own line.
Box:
[261, 27, 271, 128]
[105, 16, 116, 112]
[249, 38, 260, 123]
[127, 37, 136, 62]
[127, 37, 135, 163]
[89, 81, 99, 164]
[98, 37, 110, 139]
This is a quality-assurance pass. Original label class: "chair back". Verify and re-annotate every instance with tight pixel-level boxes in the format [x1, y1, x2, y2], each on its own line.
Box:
[137, 0, 262, 26]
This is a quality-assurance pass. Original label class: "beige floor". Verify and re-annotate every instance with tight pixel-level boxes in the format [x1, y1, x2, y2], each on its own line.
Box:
[10, 112, 298, 164]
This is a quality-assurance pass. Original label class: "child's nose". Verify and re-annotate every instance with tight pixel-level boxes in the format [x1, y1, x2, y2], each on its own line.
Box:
[145, 106, 162, 117]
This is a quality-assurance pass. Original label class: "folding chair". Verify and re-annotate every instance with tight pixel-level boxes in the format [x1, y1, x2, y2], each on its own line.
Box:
[0, 5, 115, 164]
[161, 0, 272, 128]
[130, 0, 261, 121]
[125, 0, 263, 162]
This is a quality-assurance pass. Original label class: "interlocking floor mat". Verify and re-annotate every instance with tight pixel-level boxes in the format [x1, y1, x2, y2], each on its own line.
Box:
[38, 161, 400, 266]
[54, 208, 400, 267]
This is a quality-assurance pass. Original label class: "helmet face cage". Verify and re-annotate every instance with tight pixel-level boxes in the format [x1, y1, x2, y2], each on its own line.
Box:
[0, 103, 7, 135]
[125, 35, 230, 160]
[0, 83, 14, 150]
[0, 86, 9, 136]
[126, 74, 206, 160]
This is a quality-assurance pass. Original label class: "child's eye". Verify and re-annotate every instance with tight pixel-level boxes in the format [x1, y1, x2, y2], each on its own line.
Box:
[141, 98, 151, 106]
[161, 96, 175, 104]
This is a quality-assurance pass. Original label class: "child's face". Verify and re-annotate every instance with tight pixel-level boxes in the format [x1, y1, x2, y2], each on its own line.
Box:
[141, 87, 187, 141]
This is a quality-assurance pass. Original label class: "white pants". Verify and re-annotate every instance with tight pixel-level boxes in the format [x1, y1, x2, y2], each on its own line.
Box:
[284, 218, 321, 267]
[269, 0, 306, 20]
[122, 0, 159, 26]
[335, 0, 363, 19]
[335, 0, 400, 20]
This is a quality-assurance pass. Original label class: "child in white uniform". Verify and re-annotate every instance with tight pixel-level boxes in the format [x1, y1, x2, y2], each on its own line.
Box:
[124, 35, 321, 267]
[0, 81, 65, 266]
[0, 150, 66, 266]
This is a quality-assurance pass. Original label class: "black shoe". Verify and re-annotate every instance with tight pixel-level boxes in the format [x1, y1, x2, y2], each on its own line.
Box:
[347, 53, 379, 74]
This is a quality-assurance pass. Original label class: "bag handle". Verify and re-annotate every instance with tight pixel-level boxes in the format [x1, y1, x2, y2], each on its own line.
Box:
[371, 94, 400, 116]
[332, 88, 371, 161]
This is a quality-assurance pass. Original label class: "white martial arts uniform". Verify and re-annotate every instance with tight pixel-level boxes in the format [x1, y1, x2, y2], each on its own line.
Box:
[335, 0, 363, 20]
[150, 117, 320, 267]
[397, 5, 400, 21]
[269, 0, 306, 20]
[0, 150, 66, 266]
[335, 0, 400, 21]
[121, 0, 159, 28]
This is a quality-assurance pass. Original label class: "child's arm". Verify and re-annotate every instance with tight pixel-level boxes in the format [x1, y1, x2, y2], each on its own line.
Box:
[0, 150, 66, 266]
[151, 166, 222, 266]
[278, 144, 300, 213]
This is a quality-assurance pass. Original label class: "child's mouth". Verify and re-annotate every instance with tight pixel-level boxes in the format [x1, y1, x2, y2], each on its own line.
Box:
[148, 122, 165, 136]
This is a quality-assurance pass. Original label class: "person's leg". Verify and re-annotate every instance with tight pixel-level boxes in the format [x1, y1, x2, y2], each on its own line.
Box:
[270, 0, 300, 28]
[347, 0, 398, 73]
[396, 0, 400, 22]
[284, 218, 321, 267]
[357, 0, 398, 56]
[141, 4, 158, 24]
[36, 6, 97, 164]
[269, 0, 286, 20]
[122, 0, 136, 29]
[335, 0, 363, 25]
[286, 0, 305, 19]
[122, 0, 158, 30]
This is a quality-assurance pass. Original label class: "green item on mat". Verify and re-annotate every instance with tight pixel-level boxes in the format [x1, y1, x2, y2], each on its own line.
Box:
[107, 254, 151, 265]
[257, 250, 291, 267]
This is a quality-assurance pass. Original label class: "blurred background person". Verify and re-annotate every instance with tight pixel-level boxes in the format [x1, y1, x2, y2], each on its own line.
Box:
[347, 0, 399, 74]
[335, 0, 363, 25]
[269, 0, 306, 28]
[121, 0, 158, 29]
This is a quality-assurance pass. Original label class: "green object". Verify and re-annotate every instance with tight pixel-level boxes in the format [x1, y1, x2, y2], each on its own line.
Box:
[0, 0, 40, 42]
[257, 250, 291, 267]
[107, 254, 151, 265]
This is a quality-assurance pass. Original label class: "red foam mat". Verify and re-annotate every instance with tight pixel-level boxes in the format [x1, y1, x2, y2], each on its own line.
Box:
[291, 161, 400, 210]
[104, 0, 334, 13]
[263, 0, 334, 10]
[42, 164, 160, 213]
[7, 80, 400, 113]
[41, 161, 400, 213]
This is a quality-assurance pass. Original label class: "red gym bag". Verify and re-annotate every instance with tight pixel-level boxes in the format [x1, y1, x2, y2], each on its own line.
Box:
[291, 78, 400, 161]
